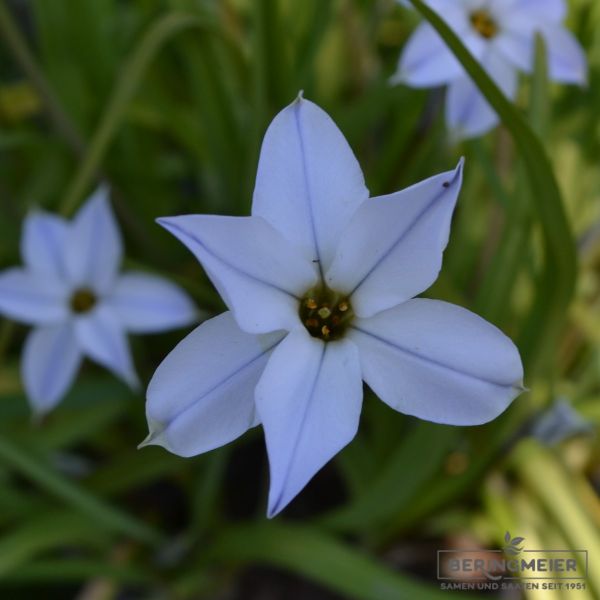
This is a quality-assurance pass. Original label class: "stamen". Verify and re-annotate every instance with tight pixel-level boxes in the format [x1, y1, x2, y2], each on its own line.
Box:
[299, 286, 354, 341]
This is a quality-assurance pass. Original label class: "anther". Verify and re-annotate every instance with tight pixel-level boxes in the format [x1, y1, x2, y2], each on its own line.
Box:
[299, 288, 354, 341]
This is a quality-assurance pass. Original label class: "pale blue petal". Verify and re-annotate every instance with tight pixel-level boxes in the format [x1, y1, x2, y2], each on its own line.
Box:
[252, 95, 369, 270]
[494, 27, 535, 73]
[74, 304, 139, 389]
[0, 268, 69, 325]
[21, 211, 69, 280]
[393, 22, 484, 88]
[349, 299, 524, 426]
[144, 312, 284, 457]
[500, 0, 566, 22]
[538, 23, 587, 85]
[64, 186, 122, 293]
[109, 272, 198, 333]
[496, 12, 586, 84]
[256, 328, 363, 517]
[446, 52, 517, 139]
[22, 323, 82, 415]
[393, 23, 463, 87]
[326, 161, 463, 319]
[158, 215, 318, 334]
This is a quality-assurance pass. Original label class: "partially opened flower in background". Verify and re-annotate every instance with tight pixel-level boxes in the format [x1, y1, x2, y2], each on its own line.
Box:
[393, 0, 587, 139]
[0, 187, 198, 415]
[143, 95, 525, 517]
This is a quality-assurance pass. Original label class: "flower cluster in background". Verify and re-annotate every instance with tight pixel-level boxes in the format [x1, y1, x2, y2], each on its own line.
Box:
[394, 0, 587, 138]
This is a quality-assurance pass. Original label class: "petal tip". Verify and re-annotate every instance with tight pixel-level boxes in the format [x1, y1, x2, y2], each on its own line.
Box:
[129, 375, 142, 392]
[266, 479, 294, 519]
[138, 423, 166, 450]
[121, 368, 141, 393]
[85, 183, 112, 212]
[156, 216, 172, 228]
[389, 70, 408, 86]
[156, 217, 182, 238]
[266, 495, 286, 519]
[515, 381, 529, 394]
[440, 157, 465, 191]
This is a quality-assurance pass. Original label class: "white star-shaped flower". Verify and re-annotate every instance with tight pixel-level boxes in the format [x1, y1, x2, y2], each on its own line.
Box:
[0, 187, 198, 415]
[143, 95, 524, 517]
[393, 0, 587, 138]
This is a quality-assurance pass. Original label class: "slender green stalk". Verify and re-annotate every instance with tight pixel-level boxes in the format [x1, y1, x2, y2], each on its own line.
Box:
[408, 0, 577, 377]
[0, 435, 163, 546]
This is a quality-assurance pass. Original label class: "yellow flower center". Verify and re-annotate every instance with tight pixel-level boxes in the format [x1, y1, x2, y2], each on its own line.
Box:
[70, 288, 97, 314]
[299, 286, 354, 341]
[470, 9, 498, 39]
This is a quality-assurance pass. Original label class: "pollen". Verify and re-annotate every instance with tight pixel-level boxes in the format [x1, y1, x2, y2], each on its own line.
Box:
[70, 288, 97, 314]
[299, 286, 354, 341]
[470, 10, 498, 39]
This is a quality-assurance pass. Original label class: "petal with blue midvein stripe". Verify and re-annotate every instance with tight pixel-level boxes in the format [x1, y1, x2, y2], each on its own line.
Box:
[349, 299, 524, 425]
[144, 312, 285, 457]
[252, 96, 369, 270]
[326, 161, 463, 319]
[158, 215, 318, 334]
[256, 328, 363, 517]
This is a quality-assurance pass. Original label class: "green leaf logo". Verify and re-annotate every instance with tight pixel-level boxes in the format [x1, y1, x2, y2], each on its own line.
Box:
[503, 531, 525, 556]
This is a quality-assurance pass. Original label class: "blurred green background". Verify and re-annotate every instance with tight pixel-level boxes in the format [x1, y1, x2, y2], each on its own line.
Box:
[1, 0, 600, 598]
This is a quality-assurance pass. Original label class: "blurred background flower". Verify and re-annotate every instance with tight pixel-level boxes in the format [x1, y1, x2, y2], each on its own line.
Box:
[0, 0, 599, 599]
[393, 0, 587, 138]
[0, 186, 197, 414]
